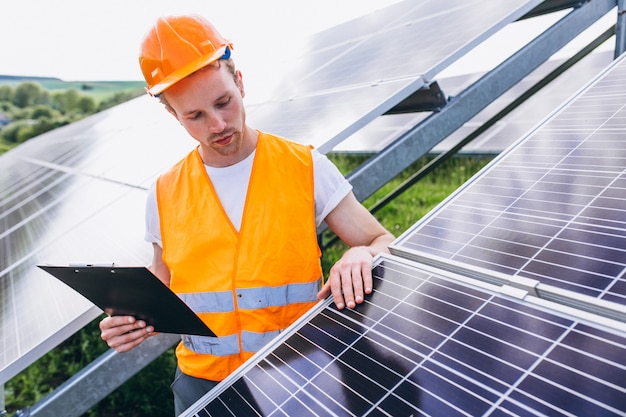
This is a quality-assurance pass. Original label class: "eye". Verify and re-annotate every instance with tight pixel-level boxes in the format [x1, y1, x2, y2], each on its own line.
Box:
[216, 97, 231, 108]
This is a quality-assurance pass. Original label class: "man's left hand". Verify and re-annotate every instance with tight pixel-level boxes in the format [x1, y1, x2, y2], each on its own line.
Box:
[317, 246, 373, 310]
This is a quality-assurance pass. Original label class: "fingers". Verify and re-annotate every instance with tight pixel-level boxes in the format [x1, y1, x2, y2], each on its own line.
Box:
[317, 281, 331, 301]
[321, 249, 374, 310]
[99, 316, 154, 353]
[339, 263, 359, 309]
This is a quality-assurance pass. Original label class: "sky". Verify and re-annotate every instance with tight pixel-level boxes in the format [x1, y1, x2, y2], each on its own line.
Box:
[1, 0, 617, 102]
[0, 0, 402, 81]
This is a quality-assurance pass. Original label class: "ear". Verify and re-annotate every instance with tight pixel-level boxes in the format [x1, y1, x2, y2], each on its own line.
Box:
[235, 70, 245, 98]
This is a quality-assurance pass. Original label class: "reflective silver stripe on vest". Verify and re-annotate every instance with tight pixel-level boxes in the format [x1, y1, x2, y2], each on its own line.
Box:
[235, 280, 320, 309]
[178, 290, 234, 313]
[241, 330, 281, 352]
[182, 330, 281, 355]
[179, 279, 320, 355]
[178, 280, 320, 313]
[182, 333, 240, 356]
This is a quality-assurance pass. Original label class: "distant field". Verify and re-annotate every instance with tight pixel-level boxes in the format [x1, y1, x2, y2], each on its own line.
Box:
[0, 75, 145, 101]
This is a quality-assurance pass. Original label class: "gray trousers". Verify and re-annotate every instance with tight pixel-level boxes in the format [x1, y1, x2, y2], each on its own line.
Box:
[171, 367, 219, 416]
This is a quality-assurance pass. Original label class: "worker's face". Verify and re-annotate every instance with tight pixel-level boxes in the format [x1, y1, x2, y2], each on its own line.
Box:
[163, 63, 248, 167]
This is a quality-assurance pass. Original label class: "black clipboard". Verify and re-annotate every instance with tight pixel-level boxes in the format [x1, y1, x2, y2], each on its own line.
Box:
[39, 264, 215, 337]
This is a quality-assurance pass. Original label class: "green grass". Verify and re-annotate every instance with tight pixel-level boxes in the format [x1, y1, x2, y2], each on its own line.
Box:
[320, 153, 492, 273]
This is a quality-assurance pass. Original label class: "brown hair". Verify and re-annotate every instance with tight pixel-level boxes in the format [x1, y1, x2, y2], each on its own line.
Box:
[158, 58, 238, 112]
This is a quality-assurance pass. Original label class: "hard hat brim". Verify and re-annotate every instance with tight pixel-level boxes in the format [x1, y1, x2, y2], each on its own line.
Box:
[146, 44, 230, 96]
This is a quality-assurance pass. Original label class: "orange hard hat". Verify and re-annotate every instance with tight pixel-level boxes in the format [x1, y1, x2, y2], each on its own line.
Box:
[139, 15, 233, 96]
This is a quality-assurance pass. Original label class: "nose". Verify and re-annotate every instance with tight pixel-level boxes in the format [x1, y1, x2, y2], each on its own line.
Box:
[208, 115, 227, 133]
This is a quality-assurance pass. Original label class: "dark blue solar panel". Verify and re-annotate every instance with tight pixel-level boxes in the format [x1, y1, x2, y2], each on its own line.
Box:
[183, 255, 626, 416]
[391, 53, 626, 306]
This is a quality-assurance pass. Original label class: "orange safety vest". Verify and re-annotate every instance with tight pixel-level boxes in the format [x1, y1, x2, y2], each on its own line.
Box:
[156, 132, 322, 381]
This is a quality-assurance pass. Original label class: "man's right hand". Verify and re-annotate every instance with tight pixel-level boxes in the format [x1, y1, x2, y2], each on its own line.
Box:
[99, 316, 154, 353]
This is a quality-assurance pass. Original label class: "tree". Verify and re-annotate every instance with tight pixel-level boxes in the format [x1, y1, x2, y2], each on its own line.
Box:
[30, 104, 59, 120]
[0, 85, 13, 102]
[13, 82, 43, 108]
[37, 89, 51, 106]
[0, 120, 28, 143]
[51, 89, 81, 113]
[77, 96, 96, 114]
[0, 101, 18, 114]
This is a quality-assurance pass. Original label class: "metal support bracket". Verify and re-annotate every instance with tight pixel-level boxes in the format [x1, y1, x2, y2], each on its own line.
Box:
[616, 0, 626, 56]
[348, 0, 618, 203]
[384, 81, 448, 114]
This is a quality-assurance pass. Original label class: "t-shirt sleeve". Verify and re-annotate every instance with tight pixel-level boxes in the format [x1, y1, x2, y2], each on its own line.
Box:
[312, 149, 352, 226]
[144, 182, 162, 247]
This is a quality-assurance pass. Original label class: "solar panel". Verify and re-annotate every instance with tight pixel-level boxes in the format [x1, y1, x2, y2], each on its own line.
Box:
[180, 32, 626, 417]
[246, 0, 545, 152]
[0, 177, 150, 382]
[182, 254, 626, 417]
[5, 97, 195, 188]
[0, 97, 194, 383]
[332, 50, 614, 154]
[431, 50, 616, 154]
[391, 51, 626, 307]
[1, 0, 548, 385]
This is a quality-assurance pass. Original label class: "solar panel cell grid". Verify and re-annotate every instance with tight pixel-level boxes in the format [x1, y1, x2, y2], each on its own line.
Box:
[391, 55, 626, 305]
[186, 256, 626, 416]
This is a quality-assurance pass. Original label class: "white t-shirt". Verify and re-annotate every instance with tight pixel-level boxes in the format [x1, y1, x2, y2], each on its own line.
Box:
[144, 148, 351, 247]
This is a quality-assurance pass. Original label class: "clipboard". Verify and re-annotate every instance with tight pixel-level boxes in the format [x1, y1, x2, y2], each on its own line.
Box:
[39, 264, 215, 337]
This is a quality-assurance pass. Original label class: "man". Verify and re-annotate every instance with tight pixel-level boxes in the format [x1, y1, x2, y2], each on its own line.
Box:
[100, 15, 395, 415]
